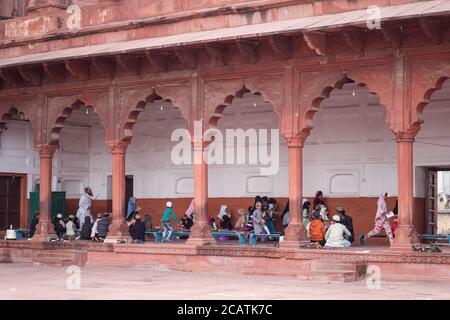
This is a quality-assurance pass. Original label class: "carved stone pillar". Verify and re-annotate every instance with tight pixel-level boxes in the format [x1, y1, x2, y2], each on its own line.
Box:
[105, 142, 131, 243]
[279, 133, 309, 249]
[391, 133, 419, 251]
[32, 145, 57, 242]
[186, 140, 215, 246]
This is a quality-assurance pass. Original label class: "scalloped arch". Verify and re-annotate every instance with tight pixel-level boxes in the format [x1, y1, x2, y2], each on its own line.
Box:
[121, 89, 187, 143]
[207, 85, 280, 128]
[302, 75, 387, 134]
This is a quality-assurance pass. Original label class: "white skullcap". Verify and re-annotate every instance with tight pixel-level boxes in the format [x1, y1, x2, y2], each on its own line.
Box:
[166, 201, 173, 208]
[332, 214, 341, 222]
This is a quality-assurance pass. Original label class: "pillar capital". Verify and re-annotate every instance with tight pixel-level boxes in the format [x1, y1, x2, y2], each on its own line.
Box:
[282, 131, 309, 148]
[36, 145, 57, 158]
[107, 141, 129, 154]
[394, 130, 417, 143]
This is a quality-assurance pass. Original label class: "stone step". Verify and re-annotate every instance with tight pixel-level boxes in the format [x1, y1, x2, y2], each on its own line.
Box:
[298, 270, 366, 283]
[32, 257, 75, 267]
[31, 250, 87, 267]
[311, 260, 367, 273]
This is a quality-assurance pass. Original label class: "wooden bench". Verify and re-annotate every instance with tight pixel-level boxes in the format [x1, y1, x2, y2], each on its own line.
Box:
[249, 232, 281, 245]
[418, 234, 450, 245]
[212, 230, 247, 244]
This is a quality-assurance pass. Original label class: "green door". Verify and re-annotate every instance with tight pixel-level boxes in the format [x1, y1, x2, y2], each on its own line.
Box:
[29, 191, 66, 223]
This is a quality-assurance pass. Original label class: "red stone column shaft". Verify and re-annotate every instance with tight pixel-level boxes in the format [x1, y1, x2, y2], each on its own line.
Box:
[32, 145, 57, 241]
[280, 136, 308, 248]
[105, 143, 130, 241]
[186, 141, 215, 245]
[392, 136, 418, 250]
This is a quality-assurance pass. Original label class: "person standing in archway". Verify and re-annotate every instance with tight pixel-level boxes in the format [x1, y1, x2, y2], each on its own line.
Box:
[76, 187, 93, 231]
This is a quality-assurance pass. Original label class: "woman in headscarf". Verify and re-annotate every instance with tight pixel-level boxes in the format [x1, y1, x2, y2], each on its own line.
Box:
[313, 191, 325, 209]
[126, 196, 137, 221]
[360, 193, 394, 245]
[218, 205, 232, 230]
[217, 205, 228, 221]
[302, 198, 311, 226]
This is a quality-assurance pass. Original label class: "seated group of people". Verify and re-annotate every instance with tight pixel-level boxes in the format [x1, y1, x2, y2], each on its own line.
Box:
[208, 196, 279, 241]
[47, 212, 112, 242]
[282, 191, 356, 248]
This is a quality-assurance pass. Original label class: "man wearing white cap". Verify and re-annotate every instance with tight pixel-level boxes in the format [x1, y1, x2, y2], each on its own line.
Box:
[324, 215, 352, 248]
[161, 201, 177, 242]
[54, 213, 66, 240]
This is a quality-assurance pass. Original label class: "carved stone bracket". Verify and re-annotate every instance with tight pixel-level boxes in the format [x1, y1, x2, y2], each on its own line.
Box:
[205, 44, 227, 66]
[43, 63, 66, 82]
[91, 57, 116, 79]
[342, 30, 365, 53]
[174, 48, 197, 69]
[236, 40, 259, 64]
[303, 32, 327, 56]
[268, 35, 293, 59]
[65, 60, 90, 81]
[115, 54, 143, 75]
[145, 51, 169, 72]
[419, 17, 446, 45]
[0, 68, 25, 88]
[18, 66, 43, 86]
[381, 25, 403, 48]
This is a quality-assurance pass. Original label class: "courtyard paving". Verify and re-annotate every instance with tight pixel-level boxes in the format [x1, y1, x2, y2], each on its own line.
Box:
[0, 262, 449, 300]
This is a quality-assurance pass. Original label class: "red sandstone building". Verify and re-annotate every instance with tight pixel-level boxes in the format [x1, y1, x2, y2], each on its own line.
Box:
[0, 1, 450, 277]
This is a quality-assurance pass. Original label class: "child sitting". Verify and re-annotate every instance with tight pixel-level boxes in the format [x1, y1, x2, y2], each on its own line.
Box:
[309, 211, 326, 246]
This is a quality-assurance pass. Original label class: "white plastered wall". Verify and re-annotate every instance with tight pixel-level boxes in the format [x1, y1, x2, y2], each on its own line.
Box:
[1, 83, 450, 200]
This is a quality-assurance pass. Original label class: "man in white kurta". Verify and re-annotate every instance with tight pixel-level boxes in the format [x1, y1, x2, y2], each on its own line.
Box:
[76, 187, 93, 230]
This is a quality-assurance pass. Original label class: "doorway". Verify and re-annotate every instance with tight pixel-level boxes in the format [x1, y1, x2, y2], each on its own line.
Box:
[0, 175, 21, 229]
[125, 175, 134, 218]
[425, 168, 450, 234]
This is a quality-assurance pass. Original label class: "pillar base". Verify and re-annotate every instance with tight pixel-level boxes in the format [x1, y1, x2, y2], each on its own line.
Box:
[105, 219, 131, 243]
[31, 220, 56, 242]
[390, 224, 419, 252]
[279, 223, 309, 249]
[186, 222, 216, 246]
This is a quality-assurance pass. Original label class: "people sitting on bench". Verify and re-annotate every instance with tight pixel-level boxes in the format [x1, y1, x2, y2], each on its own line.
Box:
[324, 215, 352, 248]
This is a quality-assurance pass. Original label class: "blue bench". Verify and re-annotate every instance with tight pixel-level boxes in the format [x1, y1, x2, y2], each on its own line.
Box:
[144, 230, 191, 242]
[212, 231, 247, 244]
[249, 232, 281, 245]
[418, 234, 450, 244]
